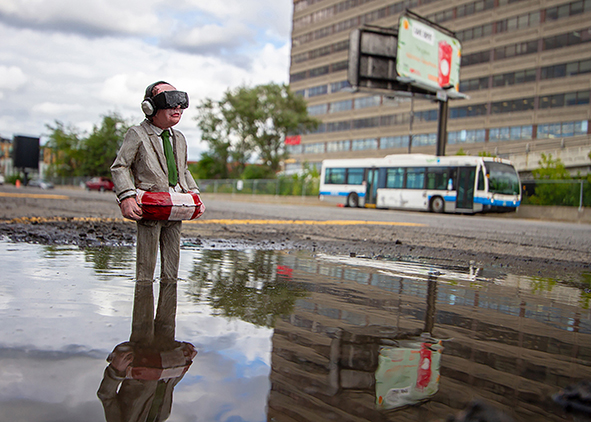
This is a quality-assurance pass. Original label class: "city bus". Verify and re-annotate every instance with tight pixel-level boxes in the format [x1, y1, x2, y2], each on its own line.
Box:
[319, 154, 521, 213]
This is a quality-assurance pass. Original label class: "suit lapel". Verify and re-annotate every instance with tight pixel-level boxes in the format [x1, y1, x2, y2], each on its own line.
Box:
[141, 121, 168, 176]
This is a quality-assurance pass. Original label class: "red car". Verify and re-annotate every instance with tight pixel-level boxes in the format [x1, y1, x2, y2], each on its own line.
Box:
[85, 177, 115, 192]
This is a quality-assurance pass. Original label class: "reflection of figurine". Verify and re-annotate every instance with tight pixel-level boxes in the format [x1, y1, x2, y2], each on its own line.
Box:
[97, 280, 197, 421]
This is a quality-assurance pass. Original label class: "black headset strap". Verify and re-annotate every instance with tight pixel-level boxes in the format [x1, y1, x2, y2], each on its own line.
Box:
[144, 80, 170, 99]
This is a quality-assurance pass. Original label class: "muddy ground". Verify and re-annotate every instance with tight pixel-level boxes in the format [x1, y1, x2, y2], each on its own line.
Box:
[1, 185, 590, 281]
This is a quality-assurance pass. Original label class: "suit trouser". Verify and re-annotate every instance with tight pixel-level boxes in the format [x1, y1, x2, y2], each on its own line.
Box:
[135, 219, 182, 283]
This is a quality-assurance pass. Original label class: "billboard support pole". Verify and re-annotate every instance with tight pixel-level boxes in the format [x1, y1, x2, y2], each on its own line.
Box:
[408, 93, 414, 154]
[436, 99, 448, 157]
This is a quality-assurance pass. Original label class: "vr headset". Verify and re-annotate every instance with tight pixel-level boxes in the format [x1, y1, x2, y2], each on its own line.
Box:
[142, 88, 189, 117]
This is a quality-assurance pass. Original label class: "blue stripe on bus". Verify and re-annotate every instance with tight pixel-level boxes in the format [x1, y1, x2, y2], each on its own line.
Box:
[429, 195, 520, 208]
[474, 197, 520, 207]
[320, 191, 365, 198]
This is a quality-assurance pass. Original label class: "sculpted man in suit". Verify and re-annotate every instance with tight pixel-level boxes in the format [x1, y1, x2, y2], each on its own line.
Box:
[111, 81, 204, 284]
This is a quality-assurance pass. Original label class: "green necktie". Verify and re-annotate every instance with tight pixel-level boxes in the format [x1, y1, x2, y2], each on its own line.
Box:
[161, 130, 178, 186]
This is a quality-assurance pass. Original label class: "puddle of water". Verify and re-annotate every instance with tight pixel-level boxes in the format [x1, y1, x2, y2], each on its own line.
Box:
[0, 239, 590, 421]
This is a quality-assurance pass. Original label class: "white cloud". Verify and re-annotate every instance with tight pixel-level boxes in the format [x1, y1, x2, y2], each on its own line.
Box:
[32, 102, 84, 115]
[0, 66, 27, 90]
[0, 1, 292, 160]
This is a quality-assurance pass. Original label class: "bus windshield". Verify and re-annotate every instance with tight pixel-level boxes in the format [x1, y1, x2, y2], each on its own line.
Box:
[485, 162, 520, 195]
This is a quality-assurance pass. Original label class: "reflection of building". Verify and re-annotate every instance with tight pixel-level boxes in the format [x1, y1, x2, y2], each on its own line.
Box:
[267, 252, 591, 421]
[288, 0, 591, 175]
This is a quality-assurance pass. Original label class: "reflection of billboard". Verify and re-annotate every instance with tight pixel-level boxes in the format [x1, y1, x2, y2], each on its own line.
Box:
[375, 339, 443, 409]
[396, 14, 462, 93]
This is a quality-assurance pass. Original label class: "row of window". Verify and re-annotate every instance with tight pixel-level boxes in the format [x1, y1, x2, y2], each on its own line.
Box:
[287, 120, 589, 155]
[294, 0, 379, 30]
[294, 0, 326, 13]
[303, 60, 591, 117]
[290, 60, 348, 83]
[449, 0, 591, 43]
[461, 26, 591, 67]
[429, 0, 493, 24]
[292, 40, 349, 65]
[303, 90, 590, 136]
[291, 1, 591, 85]
[460, 58, 591, 91]
[295, 79, 350, 98]
[293, 0, 419, 47]
[308, 95, 385, 115]
[291, 25, 591, 87]
[293, 0, 589, 57]
[324, 166, 470, 192]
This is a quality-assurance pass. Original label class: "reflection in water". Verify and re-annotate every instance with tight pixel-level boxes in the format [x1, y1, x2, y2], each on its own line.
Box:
[186, 250, 308, 328]
[97, 279, 196, 422]
[2, 240, 591, 421]
[375, 337, 443, 409]
[258, 252, 591, 421]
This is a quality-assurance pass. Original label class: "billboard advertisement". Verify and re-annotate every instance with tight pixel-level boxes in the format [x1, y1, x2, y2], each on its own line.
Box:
[396, 14, 462, 94]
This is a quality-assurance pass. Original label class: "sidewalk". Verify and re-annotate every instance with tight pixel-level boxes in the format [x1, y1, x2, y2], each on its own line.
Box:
[204, 193, 590, 224]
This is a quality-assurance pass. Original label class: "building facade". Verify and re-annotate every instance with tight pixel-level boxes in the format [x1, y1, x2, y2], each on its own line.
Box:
[288, 0, 591, 174]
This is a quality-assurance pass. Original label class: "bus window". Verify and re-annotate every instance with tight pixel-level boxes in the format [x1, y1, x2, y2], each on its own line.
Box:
[485, 162, 520, 195]
[426, 167, 450, 190]
[477, 168, 485, 191]
[406, 167, 426, 189]
[386, 168, 404, 188]
[325, 168, 346, 184]
[347, 168, 365, 185]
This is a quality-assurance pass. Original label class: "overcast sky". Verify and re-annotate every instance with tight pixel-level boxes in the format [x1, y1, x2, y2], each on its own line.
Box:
[0, 0, 293, 160]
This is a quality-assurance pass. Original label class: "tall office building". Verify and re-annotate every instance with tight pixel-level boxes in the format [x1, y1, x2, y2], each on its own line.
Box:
[288, 0, 591, 175]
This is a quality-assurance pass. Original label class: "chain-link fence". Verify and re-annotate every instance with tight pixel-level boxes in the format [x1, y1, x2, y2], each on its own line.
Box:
[28, 174, 591, 211]
[521, 179, 590, 210]
[197, 178, 320, 197]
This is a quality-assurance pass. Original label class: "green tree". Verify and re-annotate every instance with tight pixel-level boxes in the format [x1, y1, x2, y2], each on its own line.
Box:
[45, 121, 84, 177]
[195, 98, 232, 179]
[239, 83, 319, 173]
[195, 83, 319, 178]
[45, 112, 127, 178]
[189, 152, 229, 180]
[241, 164, 275, 180]
[80, 113, 128, 177]
[528, 153, 577, 206]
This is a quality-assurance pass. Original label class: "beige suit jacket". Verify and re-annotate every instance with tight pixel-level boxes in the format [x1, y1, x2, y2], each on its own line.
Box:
[111, 120, 199, 202]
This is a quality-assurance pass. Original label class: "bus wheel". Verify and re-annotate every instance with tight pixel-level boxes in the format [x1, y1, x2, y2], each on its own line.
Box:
[430, 196, 445, 213]
[347, 193, 359, 208]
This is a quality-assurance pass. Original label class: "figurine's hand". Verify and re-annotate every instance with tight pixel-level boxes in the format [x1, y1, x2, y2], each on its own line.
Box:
[120, 197, 142, 221]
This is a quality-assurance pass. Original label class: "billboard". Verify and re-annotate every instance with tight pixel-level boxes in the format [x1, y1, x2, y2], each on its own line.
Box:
[348, 26, 400, 91]
[396, 14, 462, 95]
[13, 135, 40, 169]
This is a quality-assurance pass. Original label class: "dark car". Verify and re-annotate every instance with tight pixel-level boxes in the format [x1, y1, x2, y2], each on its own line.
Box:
[85, 177, 115, 192]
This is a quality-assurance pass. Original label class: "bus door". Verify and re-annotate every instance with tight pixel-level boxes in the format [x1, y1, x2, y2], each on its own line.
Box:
[456, 167, 476, 210]
[365, 167, 379, 207]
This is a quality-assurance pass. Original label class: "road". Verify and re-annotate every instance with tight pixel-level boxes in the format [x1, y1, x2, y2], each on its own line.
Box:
[1, 185, 590, 279]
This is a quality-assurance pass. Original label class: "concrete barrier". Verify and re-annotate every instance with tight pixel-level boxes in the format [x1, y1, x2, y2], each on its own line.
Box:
[491, 205, 591, 224]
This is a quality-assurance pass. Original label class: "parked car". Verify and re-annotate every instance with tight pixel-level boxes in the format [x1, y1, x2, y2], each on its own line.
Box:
[85, 177, 115, 192]
[0, 174, 4, 185]
[28, 179, 54, 189]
